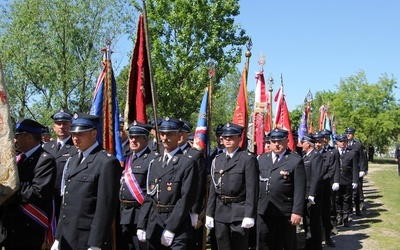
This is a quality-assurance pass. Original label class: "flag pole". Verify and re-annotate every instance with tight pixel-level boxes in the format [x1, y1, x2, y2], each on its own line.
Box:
[243, 38, 252, 150]
[142, 0, 160, 152]
[268, 74, 274, 130]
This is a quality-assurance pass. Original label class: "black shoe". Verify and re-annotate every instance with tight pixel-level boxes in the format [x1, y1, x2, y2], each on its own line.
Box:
[355, 210, 362, 216]
[325, 238, 336, 247]
[343, 219, 350, 227]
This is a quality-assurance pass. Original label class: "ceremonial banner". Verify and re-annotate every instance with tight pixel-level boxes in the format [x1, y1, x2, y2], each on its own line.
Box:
[90, 47, 124, 162]
[0, 59, 19, 205]
[274, 86, 296, 151]
[124, 14, 152, 125]
[232, 67, 249, 150]
[193, 88, 209, 156]
[319, 105, 326, 131]
[253, 71, 267, 154]
[297, 111, 308, 143]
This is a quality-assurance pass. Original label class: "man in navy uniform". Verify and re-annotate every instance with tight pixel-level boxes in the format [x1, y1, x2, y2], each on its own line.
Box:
[301, 134, 324, 250]
[256, 129, 306, 250]
[314, 131, 339, 247]
[206, 122, 259, 250]
[2, 119, 57, 249]
[136, 117, 198, 249]
[43, 109, 77, 220]
[332, 134, 359, 227]
[345, 127, 367, 216]
[119, 116, 131, 158]
[119, 121, 158, 250]
[42, 126, 52, 143]
[178, 118, 206, 250]
[52, 112, 121, 250]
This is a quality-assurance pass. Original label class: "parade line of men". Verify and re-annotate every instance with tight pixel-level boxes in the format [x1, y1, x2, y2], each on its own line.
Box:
[0, 109, 369, 250]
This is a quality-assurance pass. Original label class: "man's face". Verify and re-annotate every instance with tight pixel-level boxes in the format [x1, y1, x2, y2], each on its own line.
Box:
[301, 140, 311, 152]
[315, 140, 323, 151]
[119, 126, 128, 142]
[53, 121, 71, 140]
[222, 135, 241, 152]
[322, 136, 330, 146]
[42, 134, 51, 142]
[264, 141, 271, 153]
[15, 133, 32, 152]
[270, 139, 288, 155]
[346, 133, 354, 141]
[178, 132, 189, 146]
[71, 129, 97, 151]
[160, 131, 180, 152]
[129, 135, 148, 152]
[337, 140, 348, 149]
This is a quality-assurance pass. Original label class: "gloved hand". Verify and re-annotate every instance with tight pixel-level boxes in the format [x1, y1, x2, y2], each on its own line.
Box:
[352, 183, 358, 189]
[161, 230, 175, 247]
[190, 213, 199, 227]
[205, 215, 214, 229]
[308, 196, 315, 205]
[88, 247, 101, 250]
[359, 171, 365, 178]
[241, 217, 255, 228]
[332, 183, 339, 191]
[137, 229, 146, 242]
[50, 240, 59, 250]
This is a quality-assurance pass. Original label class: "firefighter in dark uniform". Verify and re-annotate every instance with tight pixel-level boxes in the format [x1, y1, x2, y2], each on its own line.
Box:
[119, 121, 158, 250]
[2, 119, 56, 249]
[314, 131, 339, 247]
[136, 117, 198, 249]
[332, 134, 359, 227]
[205, 122, 259, 250]
[43, 109, 77, 220]
[178, 118, 206, 250]
[301, 134, 324, 250]
[52, 112, 121, 250]
[345, 127, 367, 216]
[395, 144, 400, 176]
[256, 129, 306, 250]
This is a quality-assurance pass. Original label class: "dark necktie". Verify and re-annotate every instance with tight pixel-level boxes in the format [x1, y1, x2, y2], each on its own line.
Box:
[226, 155, 231, 162]
[274, 154, 279, 165]
[72, 152, 83, 172]
[57, 142, 62, 152]
[162, 155, 169, 168]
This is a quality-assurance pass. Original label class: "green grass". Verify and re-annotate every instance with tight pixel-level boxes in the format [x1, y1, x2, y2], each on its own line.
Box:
[365, 162, 400, 249]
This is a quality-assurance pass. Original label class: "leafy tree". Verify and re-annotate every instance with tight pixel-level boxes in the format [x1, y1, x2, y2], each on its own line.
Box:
[137, 0, 248, 119]
[0, 0, 135, 123]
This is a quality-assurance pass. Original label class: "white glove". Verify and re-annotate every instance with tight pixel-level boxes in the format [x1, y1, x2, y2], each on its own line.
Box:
[241, 217, 255, 228]
[88, 247, 101, 250]
[352, 183, 358, 189]
[332, 183, 339, 191]
[359, 171, 366, 178]
[137, 229, 146, 242]
[205, 215, 214, 229]
[308, 196, 315, 205]
[190, 213, 199, 227]
[161, 229, 175, 247]
[50, 240, 59, 250]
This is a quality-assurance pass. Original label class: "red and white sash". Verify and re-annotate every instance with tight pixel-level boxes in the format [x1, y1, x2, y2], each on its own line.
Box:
[124, 154, 144, 204]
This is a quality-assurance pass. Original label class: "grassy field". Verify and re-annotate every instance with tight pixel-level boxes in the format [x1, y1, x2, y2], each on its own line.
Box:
[364, 159, 400, 249]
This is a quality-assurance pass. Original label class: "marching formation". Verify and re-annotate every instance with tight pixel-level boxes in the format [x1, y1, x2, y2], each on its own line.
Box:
[0, 107, 369, 250]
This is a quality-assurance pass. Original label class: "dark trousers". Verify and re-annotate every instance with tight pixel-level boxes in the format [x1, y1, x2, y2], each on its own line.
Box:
[148, 237, 187, 250]
[209, 228, 218, 250]
[321, 179, 334, 236]
[303, 200, 322, 250]
[353, 177, 365, 213]
[187, 225, 204, 250]
[215, 221, 249, 250]
[120, 224, 147, 250]
[335, 184, 352, 219]
[257, 214, 297, 250]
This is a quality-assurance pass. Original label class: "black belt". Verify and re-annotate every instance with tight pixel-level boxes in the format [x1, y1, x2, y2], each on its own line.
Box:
[153, 203, 175, 213]
[120, 200, 141, 209]
[218, 195, 245, 203]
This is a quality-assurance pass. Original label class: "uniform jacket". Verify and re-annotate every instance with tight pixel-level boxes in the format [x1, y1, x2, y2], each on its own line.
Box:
[2, 147, 56, 248]
[43, 137, 76, 193]
[206, 149, 259, 223]
[55, 145, 120, 249]
[321, 147, 339, 180]
[348, 139, 368, 172]
[303, 149, 324, 199]
[257, 149, 306, 217]
[119, 147, 158, 224]
[336, 148, 359, 185]
[181, 143, 206, 214]
[137, 149, 198, 241]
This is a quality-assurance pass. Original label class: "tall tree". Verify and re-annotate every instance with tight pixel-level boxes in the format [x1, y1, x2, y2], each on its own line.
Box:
[141, 0, 248, 119]
[0, 0, 135, 123]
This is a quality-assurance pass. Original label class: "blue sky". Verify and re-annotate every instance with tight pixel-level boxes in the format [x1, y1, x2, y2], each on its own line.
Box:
[114, 1, 400, 111]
